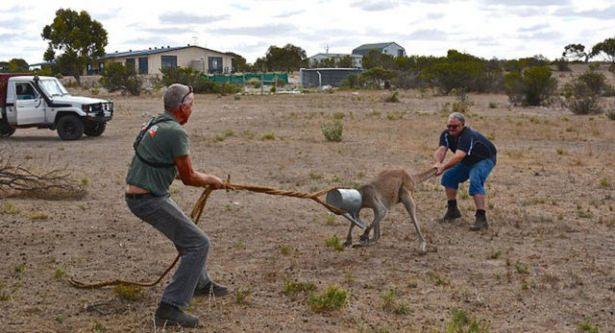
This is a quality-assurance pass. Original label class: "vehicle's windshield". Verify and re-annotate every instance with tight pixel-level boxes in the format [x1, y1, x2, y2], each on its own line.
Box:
[39, 79, 69, 97]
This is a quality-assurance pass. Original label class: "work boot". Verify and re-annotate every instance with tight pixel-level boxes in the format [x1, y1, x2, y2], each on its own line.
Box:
[194, 281, 229, 297]
[155, 302, 199, 328]
[442, 201, 462, 222]
[470, 212, 489, 231]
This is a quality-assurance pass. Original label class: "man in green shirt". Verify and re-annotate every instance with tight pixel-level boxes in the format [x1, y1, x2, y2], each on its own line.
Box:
[125, 84, 227, 328]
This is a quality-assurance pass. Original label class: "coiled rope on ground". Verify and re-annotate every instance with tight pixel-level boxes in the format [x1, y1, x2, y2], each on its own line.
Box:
[68, 181, 344, 289]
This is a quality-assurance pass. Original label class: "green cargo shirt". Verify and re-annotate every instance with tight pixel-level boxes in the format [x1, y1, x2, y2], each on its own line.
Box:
[126, 113, 189, 196]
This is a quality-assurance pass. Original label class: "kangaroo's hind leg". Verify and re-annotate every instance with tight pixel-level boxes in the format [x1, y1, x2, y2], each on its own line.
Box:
[399, 188, 427, 254]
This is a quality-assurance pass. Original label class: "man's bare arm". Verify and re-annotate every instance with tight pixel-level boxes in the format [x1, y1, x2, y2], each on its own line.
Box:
[174, 155, 224, 189]
[436, 150, 467, 176]
[433, 146, 448, 163]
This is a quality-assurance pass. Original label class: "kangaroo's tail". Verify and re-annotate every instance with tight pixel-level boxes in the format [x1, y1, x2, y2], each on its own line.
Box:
[410, 168, 437, 185]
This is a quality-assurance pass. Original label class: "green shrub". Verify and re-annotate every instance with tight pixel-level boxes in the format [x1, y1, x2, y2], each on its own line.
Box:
[554, 57, 571, 71]
[445, 308, 489, 333]
[308, 285, 348, 313]
[578, 70, 607, 96]
[577, 318, 599, 333]
[381, 289, 410, 315]
[100, 62, 142, 96]
[113, 284, 144, 301]
[321, 120, 343, 142]
[384, 91, 400, 103]
[564, 80, 603, 115]
[341, 74, 364, 89]
[360, 67, 396, 88]
[504, 66, 556, 106]
[161, 67, 241, 94]
[607, 109, 615, 120]
[247, 77, 261, 88]
[324, 235, 344, 251]
[283, 280, 316, 297]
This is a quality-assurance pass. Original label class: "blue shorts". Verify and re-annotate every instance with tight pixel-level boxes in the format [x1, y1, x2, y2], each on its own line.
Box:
[441, 159, 495, 196]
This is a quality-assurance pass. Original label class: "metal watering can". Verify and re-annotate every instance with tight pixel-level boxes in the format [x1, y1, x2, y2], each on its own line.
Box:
[325, 189, 365, 229]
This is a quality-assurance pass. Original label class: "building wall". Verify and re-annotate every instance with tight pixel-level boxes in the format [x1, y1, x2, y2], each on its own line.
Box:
[103, 47, 233, 76]
[382, 44, 405, 57]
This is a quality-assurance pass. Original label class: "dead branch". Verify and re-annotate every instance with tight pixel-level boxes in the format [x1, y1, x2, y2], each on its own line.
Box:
[0, 157, 86, 199]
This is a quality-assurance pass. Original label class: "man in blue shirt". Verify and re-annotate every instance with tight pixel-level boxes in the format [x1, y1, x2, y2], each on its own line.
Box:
[433, 112, 497, 231]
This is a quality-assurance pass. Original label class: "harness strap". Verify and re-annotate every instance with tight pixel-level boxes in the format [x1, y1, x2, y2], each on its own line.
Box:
[133, 117, 175, 168]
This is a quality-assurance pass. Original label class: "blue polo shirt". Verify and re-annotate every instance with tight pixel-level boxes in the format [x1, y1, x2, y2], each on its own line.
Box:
[439, 127, 497, 165]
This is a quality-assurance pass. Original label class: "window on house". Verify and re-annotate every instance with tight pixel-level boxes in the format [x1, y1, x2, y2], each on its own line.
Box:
[208, 56, 223, 73]
[138, 57, 148, 74]
[398, 49, 404, 57]
[161, 55, 177, 69]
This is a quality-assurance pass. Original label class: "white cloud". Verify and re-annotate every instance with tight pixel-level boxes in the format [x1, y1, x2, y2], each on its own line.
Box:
[0, 0, 612, 64]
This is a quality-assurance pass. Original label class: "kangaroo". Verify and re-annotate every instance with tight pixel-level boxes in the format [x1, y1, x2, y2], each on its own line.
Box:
[344, 168, 435, 254]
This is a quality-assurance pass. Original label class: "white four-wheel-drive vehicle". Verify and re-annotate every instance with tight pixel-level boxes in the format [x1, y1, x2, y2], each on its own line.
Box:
[0, 74, 113, 140]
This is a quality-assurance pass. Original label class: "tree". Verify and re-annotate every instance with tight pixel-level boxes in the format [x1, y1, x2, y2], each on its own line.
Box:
[361, 49, 396, 70]
[41, 8, 108, 85]
[263, 44, 307, 72]
[226, 52, 249, 72]
[562, 43, 588, 62]
[337, 55, 354, 68]
[100, 62, 142, 96]
[590, 37, 615, 63]
[7, 58, 29, 73]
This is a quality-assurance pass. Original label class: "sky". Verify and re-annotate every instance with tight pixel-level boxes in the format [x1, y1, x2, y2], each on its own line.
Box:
[0, 0, 613, 64]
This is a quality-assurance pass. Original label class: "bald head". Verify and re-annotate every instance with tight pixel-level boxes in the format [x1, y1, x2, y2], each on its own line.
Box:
[164, 84, 192, 112]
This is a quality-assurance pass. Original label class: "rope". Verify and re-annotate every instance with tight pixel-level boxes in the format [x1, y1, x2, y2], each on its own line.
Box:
[68, 182, 344, 289]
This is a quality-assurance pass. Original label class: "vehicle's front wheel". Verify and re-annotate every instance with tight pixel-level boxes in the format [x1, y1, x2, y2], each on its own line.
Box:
[84, 121, 106, 137]
[57, 115, 84, 140]
[0, 119, 15, 138]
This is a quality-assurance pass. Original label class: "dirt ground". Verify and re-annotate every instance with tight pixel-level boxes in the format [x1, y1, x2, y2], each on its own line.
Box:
[0, 84, 613, 332]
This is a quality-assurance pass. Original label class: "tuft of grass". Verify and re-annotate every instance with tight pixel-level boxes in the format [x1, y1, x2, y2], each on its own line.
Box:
[325, 214, 336, 225]
[308, 285, 348, 313]
[384, 91, 400, 103]
[283, 280, 317, 297]
[577, 318, 600, 333]
[0, 202, 20, 215]
[92, 321, 107, 333]
[29, 212, 49, 220]
[488, 102, 497, 109]
[386, 111, 404, 120]
[279, 244, 292, 256]
[241, 130, 256, 139]
[599, 178, 609, 188]
[321, 120, 343, 142]
[445, 308, 489, 333]
[380, 288, 410, 315]
[260, 132, 276, 141]
[0, 282, 11, 301]
[214, 129, 235, 142]
[427, 271, 448, 287]
[113, 284, 144, 302]
[235, 287, 252, 305]
[54, 267, 66, 280]
[607, 109, 615, 120]
[325, 235, 344, 252]
[514, 260, 529, 274]
[556, 148, 566, 155]
[80, 177, 91, 186]
[332, 112, 345, 120]
[488, 250, 502, 260]
[309, 171, 323, 180]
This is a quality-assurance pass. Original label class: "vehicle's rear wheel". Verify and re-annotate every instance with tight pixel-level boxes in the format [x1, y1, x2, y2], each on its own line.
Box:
[0, 119, 15, 138]
[57, 115, 84, 140]
[84, 121, 106, 137]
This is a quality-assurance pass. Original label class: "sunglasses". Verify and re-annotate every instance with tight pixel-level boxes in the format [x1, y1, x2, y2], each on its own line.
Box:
[447, 124, 460, 130]
[180, 85, 193, 105]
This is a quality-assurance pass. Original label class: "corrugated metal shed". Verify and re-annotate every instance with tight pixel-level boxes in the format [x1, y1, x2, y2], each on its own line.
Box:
[300, 68, 363, 88]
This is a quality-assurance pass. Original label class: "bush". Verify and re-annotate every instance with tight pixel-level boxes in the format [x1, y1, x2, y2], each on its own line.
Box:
[308, 285, 348, 313]
[384, 91, 400, 103]
[100, 62, 142, 96]
[321, 120, 343, 142]
[360, 67, 396, 88]
[554, 58, 571, 71]
[340, 74, 363, 89]
[247, 77, 261, 88]
[578, 70, 607, 96]
[564, 80, 602, 115]
[607, 109, 615, 120]
[161, 67, 241, 94]
[504, 66, 556, 106]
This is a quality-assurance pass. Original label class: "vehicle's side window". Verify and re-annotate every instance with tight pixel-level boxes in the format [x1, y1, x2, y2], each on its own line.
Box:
[16, 83, 37, 100]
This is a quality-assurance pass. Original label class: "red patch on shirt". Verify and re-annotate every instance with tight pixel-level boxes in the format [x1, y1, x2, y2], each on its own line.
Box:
[148, 125, 159, 137]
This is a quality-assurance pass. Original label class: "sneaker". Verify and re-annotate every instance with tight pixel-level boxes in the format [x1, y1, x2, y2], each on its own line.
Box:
[442, 205, 462, 221]
[155, 302, 199, 328]
[194, 281, 229, 297]
[470, 214, 489, 231]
